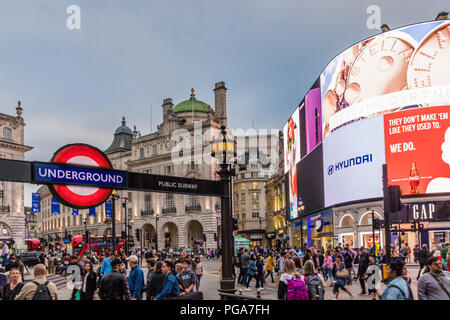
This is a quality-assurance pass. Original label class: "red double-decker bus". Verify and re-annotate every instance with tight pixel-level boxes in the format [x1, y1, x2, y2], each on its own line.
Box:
[24, 239, 45, 252]
[72, 235, 131, 257]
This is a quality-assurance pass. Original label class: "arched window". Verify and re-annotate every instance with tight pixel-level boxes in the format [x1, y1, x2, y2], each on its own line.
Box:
[3, 127, 12, 140]
[360, 212, 382, 225]
[340, 215, 354, 227]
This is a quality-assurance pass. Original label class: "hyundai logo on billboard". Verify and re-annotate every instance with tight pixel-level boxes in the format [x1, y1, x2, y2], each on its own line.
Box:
[327, 154, 373, 175]
[323, 116, 385, 207]
[34, 163, 126, 188]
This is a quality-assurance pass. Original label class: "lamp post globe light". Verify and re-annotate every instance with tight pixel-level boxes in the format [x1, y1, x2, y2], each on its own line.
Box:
[211, 124, 237, 297]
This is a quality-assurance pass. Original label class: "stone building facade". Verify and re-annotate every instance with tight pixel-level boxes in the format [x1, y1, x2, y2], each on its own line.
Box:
[233, 133, 279, 246]
[35, 83, 230, 251]
[0, 102, 33, 246]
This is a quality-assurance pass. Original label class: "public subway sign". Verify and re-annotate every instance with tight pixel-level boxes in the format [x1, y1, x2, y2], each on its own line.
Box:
[0, 143, 223, 210]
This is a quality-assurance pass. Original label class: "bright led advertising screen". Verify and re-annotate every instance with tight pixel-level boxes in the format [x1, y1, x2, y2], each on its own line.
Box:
[320, 20, 450, 140]
[283, 108, 300, 219]
[384, 105, 450, 195]
[285, 19, 450, 220]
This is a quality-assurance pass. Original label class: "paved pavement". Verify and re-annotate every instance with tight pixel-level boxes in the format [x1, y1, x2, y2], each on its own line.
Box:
[24, 259, 422, 300]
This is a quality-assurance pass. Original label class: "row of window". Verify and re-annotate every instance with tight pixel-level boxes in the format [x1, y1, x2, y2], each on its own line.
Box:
[235, 212, 261, 219]
[234, 191, 260, 202]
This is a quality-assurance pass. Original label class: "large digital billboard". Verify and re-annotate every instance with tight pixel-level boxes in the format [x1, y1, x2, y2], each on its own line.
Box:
[283, 108, 301, 219]
[285, 20, 450, 220]
[320, 20, 450, 140]
[323, 116, 385, 207]
[305, 87, 323, 154]
[384, 105, 450, 195]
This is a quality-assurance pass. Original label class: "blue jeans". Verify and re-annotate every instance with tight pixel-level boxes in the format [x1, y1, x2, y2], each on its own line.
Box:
[240, 268, 248, 284]
[323, 267, 333, 282]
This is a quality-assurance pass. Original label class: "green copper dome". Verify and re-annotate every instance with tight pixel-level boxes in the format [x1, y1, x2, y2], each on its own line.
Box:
[173, 88, 211, 115]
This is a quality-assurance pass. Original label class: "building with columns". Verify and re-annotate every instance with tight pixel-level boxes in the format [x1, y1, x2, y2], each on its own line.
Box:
[104, 83, 229, 250]
[35, 83, 229, 251]
[0, 102, 33, 247]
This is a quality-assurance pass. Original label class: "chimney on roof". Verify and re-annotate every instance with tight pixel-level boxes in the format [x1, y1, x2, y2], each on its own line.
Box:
[214, 81, 227, 127]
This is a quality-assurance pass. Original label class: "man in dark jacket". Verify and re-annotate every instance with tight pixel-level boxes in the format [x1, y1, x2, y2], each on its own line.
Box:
[98, 258, 130, 300]
[357, 247, 370, 294]
[417, 244, 432, 280]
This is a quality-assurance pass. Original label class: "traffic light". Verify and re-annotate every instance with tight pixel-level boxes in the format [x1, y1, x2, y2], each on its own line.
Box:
[121, 231, 126, 239]
[232, 218, 238, 231]
[392, 225, 398, 235]
[146, 232, 150, 241]
[135, 229, 140, 241]
[410, 224, 417, 232]
[203, 233, 207, 242]
[214, 233, 217, 241]
[418, 223, 424, 233]
[373, 218, 384, 230]
[401, 228, 406, 236]
[388, 185, 403, 212]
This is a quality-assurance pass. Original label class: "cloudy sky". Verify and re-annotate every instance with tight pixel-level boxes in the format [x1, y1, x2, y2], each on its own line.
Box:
[0, 0, 447, 205]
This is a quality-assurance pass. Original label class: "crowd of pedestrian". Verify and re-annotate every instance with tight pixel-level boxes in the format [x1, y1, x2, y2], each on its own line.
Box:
[0, 239, 449, 300]
[234, 242, 450, 300]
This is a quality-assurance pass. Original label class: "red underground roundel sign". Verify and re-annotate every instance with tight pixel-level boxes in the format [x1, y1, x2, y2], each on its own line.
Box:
[48, 144, 115, 209]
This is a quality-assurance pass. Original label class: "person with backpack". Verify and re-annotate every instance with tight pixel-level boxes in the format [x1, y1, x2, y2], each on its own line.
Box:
[303, 260, 326, 300]
[277, 259, 308, 300]
[333, 255, 353, 300]
[381, 260, 410, 300]
[417, 257, 450, 300]
[14, 264, 57, 300]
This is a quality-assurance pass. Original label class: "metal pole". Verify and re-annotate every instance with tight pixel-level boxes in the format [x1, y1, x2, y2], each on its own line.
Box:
[123, 200, 128, 255]
[382, 164, 391, 263]
[372, 210, 375, 250]
[219, 163, 235, 296]
[155, 215, 159, 252]
[111, 196, 117, 254]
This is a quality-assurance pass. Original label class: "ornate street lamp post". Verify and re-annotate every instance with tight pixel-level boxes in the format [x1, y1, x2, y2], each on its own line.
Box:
[211, 125, 236, 297]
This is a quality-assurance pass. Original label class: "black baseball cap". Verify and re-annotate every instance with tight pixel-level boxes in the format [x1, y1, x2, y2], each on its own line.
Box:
[111, 258, 122, 268]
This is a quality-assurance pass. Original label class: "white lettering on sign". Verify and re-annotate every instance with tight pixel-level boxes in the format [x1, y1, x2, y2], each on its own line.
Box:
[158, 180, 198, 190]
[38, 167, 123, 184]
[412, 203, 435, 220]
